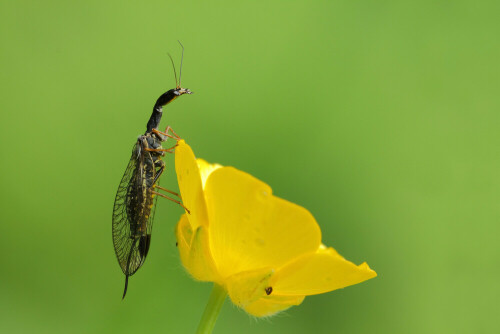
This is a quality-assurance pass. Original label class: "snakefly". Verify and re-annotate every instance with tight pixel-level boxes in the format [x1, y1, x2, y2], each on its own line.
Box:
[112, 42, 192, 299]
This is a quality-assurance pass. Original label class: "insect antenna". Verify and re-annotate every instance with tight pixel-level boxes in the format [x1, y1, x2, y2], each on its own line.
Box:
[168, 53, 178, 89]
[178, 40, 184, 87]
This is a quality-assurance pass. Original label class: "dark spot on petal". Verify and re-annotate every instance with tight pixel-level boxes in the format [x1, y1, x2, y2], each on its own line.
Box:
[265, 287, 273, 295]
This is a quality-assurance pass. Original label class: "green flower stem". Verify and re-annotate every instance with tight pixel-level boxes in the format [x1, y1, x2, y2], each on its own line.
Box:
[196, 283, 227, 334]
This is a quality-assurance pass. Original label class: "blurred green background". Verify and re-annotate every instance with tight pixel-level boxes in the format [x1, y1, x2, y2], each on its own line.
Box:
[1, 0, 499, 333]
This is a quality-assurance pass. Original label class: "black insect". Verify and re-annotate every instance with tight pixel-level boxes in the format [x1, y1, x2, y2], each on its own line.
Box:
[112, 43, 192, 299]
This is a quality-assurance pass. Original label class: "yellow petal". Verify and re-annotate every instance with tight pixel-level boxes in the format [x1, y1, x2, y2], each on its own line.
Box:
[187, 225, 220, 282]
[243, 295, 305, 317]
[175, 214, 192, 271]
[175, 140, 209, 230]
[196, 158, 222, 189]
[205, 167, 321, 278]
[270, 247, 377, 296]
[226, 267, 274, 308]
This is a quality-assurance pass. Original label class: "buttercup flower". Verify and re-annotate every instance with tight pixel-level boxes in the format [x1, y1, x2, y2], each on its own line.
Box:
[175, 140, 376, 317]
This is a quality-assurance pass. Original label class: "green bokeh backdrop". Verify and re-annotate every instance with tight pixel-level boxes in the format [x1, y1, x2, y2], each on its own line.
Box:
[1, 1, 499, 333]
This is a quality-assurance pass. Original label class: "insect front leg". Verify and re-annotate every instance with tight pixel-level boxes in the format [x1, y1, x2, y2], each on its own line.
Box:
[152, 125, 181, 142]
[164, 126, 181, 140]
[152, 128, 176, 141]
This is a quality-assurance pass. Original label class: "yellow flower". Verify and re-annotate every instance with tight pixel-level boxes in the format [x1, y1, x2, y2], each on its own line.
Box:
[175, 140, 376, 317]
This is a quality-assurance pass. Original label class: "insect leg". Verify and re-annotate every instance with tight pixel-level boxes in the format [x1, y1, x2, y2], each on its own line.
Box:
[154, 185, 181, 199]
[144, 147, 176, 154]
[164, 126, 181, 139]
[162, 143, 179, 152]
[152, 128, 178, 141]
[151, 161, 183, 198]
[152, 164, 165, 185]
[151, 191, 190, 214]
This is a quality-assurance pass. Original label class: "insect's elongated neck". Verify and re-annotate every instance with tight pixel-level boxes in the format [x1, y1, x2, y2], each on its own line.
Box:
[146, 89, 178, 134]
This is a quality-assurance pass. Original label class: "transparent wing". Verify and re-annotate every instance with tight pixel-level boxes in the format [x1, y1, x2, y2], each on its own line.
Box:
[112, 141, 147, 276]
